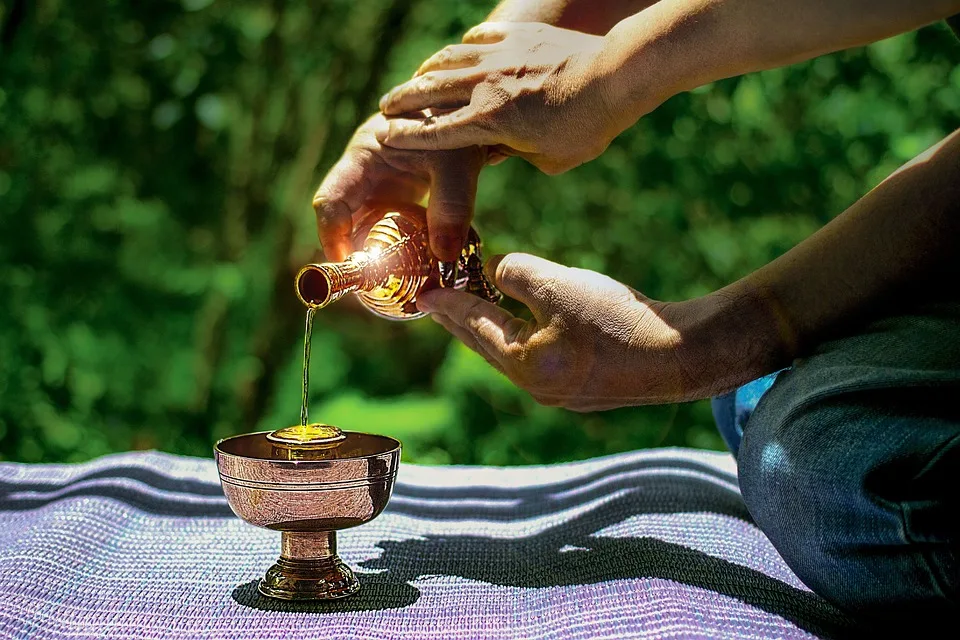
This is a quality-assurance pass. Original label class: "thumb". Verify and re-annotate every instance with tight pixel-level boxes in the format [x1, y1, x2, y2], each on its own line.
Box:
[426, 151, 483, 261]
[484, 252, 567, 320]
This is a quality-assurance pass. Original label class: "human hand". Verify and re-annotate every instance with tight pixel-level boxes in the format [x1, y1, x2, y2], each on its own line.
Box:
[314, 114, 487, 262]
[377, 22, 630, 175]
[416, 252, 705, 411]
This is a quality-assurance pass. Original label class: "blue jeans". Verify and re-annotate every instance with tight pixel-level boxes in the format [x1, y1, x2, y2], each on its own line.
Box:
[712, 296, 960, 623]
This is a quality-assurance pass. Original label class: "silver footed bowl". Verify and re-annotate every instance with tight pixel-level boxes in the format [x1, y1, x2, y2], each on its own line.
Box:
[214, 426, 401, 600]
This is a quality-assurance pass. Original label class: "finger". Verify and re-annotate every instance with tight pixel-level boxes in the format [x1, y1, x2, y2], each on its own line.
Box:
[431, 313, 505, 374]
[418, 289, 527, 365]
[432, 312, 479, 351]
[416, 45, 485, 76]
[376, 109, 495, 151]
[380, 71, 477, 116]
[484, 253, 567, 320]
[462, 22, 510, 44]
[313, 155, 369, 261]
[426, 151, 483, 261]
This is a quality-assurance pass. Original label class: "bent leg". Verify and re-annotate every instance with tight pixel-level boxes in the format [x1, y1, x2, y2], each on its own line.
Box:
[738, 298, 960, 622]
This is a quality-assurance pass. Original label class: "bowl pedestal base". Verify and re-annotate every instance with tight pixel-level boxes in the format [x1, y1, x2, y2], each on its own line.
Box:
[257, 531, 359, 600]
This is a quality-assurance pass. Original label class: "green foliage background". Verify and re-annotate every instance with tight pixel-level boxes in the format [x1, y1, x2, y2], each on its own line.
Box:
[1, 1, 958, 465]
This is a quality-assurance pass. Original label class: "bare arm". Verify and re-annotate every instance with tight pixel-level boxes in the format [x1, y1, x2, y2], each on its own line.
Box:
[687, 128, 960, 395]
[380, 1, 960, 172]
[487, 0, 657, 34]
[605, 0, 960, 115]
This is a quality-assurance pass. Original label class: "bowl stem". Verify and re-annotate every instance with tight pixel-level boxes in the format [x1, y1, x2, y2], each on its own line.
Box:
[258, 531, 360, 600]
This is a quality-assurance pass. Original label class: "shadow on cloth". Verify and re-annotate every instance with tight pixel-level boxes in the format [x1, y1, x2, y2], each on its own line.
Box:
[366, 487, 856, 638]
[231, 574, 420, 613]
[229, 479, 855, 638]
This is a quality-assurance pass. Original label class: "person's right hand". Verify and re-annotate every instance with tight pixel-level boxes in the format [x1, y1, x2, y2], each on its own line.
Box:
[417, 252, 707, 411]
[314, 114, 487, 262]
[376, 22, 634, 175]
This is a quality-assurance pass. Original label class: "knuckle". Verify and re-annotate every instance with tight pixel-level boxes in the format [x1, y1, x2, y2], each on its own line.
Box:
[418, 73, 437, 93]
[501, 340, 523, 363]
[458, 299, 488, 330]
[507, 340, 530, 366]
[468, 111, 498, 138]
[538, 161, 568, 176]
[421, 121, 442, 145]
[463, 318, 488, 340]
[463, 24, 485, 42]
[535, 153, 575, 175]
[428, 120, 449, 143]
[512, 341, 541, 373]
[313, 194, 352, 229]
[429, 203, 469, 223]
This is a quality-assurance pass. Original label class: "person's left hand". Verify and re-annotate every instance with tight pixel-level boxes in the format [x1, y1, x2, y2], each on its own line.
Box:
[416, 252, 702, 411]
[376, 22, 628, 175]
[313, 114, 487, 262]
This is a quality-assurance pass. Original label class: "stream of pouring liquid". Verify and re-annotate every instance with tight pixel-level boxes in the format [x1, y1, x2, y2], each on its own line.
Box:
[300, 307, 316, 427]
[268, 307, 343, 445]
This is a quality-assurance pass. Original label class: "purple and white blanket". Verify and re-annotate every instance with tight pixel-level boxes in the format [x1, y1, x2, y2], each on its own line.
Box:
[0, 448, 853, 639]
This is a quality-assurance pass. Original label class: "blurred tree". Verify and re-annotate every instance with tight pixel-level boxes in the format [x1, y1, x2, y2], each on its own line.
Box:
[0, 1, 957, 464]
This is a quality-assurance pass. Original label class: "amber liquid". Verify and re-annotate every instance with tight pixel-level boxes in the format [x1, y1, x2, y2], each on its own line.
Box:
[300, 307, 316, 427]
[267, 306, 345, 448]
[268, 308, 322, 445]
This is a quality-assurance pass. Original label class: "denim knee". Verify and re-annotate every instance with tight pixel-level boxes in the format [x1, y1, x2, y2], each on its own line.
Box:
[738, 378, 959, 623]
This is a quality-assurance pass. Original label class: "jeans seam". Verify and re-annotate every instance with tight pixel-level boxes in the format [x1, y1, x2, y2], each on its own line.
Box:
[898, 432, 960, 602]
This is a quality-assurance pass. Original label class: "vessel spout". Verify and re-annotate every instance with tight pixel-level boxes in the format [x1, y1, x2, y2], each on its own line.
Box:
[295, 262, 363, 309]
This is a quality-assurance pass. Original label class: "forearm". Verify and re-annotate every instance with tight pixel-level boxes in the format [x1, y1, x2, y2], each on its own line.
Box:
[600, 0, 960, 116]
[487, 0, 656, 35]
[685, 128, 960, 395]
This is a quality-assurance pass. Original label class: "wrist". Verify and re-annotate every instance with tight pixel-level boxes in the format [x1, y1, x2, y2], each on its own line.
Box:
[673, 287, 793, 399]
[597, 10, 698, 127]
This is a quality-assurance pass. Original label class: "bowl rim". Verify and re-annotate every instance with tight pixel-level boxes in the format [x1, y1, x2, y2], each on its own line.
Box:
[213, 430, 402, 465]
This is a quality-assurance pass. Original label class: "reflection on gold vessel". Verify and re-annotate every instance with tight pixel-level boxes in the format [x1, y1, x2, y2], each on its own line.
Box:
[296, 204, 500, 320]
[215, 424, 401, 600]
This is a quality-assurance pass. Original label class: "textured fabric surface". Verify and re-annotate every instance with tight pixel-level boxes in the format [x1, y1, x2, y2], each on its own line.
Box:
[0, 448, 855, 639]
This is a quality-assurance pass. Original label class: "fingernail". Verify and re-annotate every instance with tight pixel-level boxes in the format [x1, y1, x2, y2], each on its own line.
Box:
[433, 234, 463, 262]
[483, 254, 506, 280]
[379, 94, 389, 110]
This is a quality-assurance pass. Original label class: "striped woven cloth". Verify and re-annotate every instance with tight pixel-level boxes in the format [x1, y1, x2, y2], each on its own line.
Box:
[0, 449, 854, 639]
